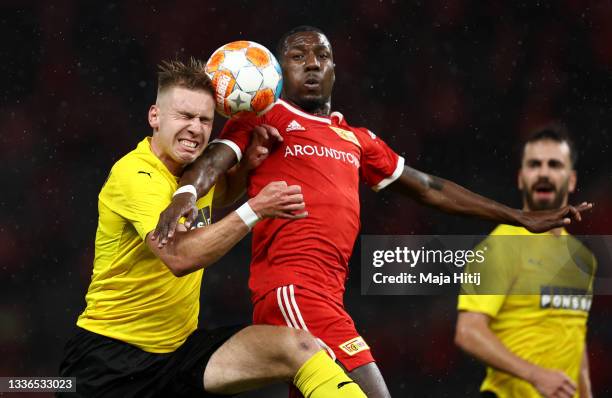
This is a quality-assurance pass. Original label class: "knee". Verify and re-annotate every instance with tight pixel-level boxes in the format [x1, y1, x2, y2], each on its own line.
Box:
[277, 329, 321, 371]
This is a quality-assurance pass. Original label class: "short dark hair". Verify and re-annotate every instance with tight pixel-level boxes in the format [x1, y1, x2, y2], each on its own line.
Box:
[276, 25, 328, 59]
[522, 123, 577, 167]
[157, 58, 214, 97]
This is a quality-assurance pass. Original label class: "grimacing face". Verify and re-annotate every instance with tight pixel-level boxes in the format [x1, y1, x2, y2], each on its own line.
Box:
[280, 31, 335, 113]
[148, 86, 215, 174]
[518, 139, 576, 211]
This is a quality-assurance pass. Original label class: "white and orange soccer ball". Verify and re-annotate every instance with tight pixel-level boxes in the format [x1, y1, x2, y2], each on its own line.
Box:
[205, 41, 283, 118]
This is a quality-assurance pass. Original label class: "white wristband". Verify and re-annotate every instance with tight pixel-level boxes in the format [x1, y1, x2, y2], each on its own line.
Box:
[173, 184, 197, 198]
[235, 202, 260, 229]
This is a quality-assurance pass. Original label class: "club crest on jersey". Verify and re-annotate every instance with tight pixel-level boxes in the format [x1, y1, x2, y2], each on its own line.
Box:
[329, 126, 361, 147]
[338, 336, 370, 356]
[286, 120, 306, 132]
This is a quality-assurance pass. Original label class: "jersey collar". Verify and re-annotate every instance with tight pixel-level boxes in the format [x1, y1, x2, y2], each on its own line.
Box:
[278, 99, 345, 125]
[140, 137, 179, 182]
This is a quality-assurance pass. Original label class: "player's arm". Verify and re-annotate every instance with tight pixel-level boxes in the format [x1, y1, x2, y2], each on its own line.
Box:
[213, 128, 273, 208]
[390, 166, 592, 233]
[152, 125, 282, 245]
[455, 311, 577, 398]
[578, 346, 593, 398]
[148, 181, 306, 277]
[150, 142, 237, 245]
[212, 166, 249, 208]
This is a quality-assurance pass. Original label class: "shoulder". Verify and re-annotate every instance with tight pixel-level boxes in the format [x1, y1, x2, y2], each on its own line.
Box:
[353, 127, 379, 142]
[226, 103, 286, 128]
[566, 234, 597, 264]
[261, 100, 303, 128]
[490, 224, 529, 236]
[113, 148, 154, 172]
[109, 149, 157, 184]
[477, 225, 525, 258]
[342, 122, 385, 148]
[103, 146, 170, 201]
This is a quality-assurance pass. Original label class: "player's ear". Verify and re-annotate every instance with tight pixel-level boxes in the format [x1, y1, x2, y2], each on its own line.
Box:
[517, 169, 524, 191]
[568, 169, 577, 193]
[148, 105, 160, 130]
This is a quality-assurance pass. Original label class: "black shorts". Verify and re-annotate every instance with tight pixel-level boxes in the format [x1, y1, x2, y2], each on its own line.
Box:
[58, 325, 244, 397]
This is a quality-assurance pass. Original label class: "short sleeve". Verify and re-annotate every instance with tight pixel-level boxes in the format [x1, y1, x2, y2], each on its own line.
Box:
[211, 114, 262, 162]
[355, 128, 404, 191]
[457, 294, 506, 318]
[99, 160, 173, 240]
[457, 234, 520, 317]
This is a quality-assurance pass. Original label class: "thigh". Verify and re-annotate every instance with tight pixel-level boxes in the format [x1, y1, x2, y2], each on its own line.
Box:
[253, 284, 375, 372]
[58, 328, 166, 398]
[161, 325, 245, 397]
[201, 325, 317, 395]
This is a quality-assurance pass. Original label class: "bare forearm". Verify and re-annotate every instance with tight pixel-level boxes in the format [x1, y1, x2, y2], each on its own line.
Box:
[425, 177, 521, 224]
[181, 143, 238, 197]
[219, 164, 250, 206]
[579, 347, 592, 398]
[392, 167, 522, 225]
[150, 211, 249, 276]
[455, 315, 536, 382]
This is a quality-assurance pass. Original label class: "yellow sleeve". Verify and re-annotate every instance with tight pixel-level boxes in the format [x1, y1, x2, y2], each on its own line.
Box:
[457, 295, 505, 317]
[99, 158, 173, 240]
[457, 234, 520, 317]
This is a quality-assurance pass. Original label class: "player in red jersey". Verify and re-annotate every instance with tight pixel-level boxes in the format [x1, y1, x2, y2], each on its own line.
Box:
[152, 26, 592, 397]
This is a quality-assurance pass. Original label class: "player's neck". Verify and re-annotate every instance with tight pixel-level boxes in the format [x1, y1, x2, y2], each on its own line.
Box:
[157, 156, 183, 176]
[149, 137, 183, 176]
[311, 103, 331, 117]
[284, 98, 331, 117]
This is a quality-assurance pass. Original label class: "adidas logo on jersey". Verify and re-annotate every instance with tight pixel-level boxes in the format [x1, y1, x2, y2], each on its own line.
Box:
[286, 120, 306, 132]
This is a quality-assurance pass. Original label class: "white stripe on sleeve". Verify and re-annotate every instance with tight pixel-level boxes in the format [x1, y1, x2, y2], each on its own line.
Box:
[372, 156, 405, 191]
[210, 139, 243, 162]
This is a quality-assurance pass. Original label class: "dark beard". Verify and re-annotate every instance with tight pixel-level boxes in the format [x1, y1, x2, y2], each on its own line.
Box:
[523, 182, 569, 211]
[294, 97, 328, 115]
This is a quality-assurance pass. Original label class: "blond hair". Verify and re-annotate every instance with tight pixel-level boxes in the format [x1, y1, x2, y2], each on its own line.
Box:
[157, 58, 214, 96]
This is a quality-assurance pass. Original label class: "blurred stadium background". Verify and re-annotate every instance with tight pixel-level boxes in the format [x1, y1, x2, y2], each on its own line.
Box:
[1, 0, 611, 396]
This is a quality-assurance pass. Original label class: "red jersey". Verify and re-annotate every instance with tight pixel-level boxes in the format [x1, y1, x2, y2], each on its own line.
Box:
[213, 99, 404, 304]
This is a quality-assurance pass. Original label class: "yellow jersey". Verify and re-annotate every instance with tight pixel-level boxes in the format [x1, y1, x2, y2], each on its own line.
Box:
[457, 224, 596, 398]
[77, 137, 214, 353]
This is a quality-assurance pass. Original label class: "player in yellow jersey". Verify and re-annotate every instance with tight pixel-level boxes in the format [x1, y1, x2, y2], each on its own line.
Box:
[59, 59, 366, 397]
[455, 126, 595, 398]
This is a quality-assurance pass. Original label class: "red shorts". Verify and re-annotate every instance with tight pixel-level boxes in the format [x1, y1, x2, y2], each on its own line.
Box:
[252, 284, 374, 372]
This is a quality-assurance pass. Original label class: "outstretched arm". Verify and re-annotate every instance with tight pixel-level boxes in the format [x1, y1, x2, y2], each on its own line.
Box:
[390, 166, 591, 233]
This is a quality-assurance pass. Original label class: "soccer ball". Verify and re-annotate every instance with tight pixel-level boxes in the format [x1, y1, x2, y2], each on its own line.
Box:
[205, 41, 283, 118]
